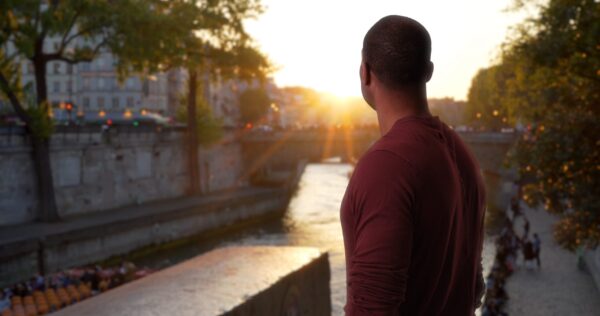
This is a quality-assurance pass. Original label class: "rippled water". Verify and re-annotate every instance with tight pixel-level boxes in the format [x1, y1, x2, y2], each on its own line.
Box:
[136, 163, 494, 315]
[228, 163, 354, 314]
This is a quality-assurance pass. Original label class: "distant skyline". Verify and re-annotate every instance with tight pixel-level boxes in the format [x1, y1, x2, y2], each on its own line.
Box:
[245, 0, 527, 100]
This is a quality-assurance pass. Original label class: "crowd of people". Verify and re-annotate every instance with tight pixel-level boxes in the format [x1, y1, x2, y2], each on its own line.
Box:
[481, 196, 542, 316]
[0, 261, 153, 316]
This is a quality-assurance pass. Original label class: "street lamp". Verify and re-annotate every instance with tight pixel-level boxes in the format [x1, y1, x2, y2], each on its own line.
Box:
[124, 109, 133, 119]
[76, 107, 84, 122]
[65, 102, 73, 123]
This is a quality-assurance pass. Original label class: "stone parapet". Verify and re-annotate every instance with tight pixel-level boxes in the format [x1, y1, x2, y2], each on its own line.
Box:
[53, 246, 331, 316]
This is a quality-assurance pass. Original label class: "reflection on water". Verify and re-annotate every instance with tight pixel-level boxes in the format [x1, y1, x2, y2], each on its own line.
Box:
[134, 163, 494, 315]
[215, 163, 352, 314]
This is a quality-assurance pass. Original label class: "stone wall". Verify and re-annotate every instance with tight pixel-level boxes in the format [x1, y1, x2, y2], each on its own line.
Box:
[0, 187, 290, 287]
[0, 127, 245, 225]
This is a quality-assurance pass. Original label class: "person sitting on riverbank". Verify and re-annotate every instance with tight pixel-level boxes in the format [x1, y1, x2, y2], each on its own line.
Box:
[481, 211, 531, 315]
[0, 291, 10, 313]
[11, 283, 29, 298]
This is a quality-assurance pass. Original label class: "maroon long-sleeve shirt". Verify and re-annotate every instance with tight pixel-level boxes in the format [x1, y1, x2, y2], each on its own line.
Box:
[341, 115, 486, 315]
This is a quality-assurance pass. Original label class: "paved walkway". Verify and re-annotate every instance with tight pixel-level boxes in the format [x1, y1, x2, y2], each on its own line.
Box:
[506, 205, 600, 315]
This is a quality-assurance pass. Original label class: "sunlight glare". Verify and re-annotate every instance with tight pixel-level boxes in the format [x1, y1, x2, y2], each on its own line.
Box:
[245, 0, 526, 100]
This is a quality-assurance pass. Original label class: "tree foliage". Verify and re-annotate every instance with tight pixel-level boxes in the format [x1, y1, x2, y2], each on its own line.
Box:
[239, 87, 271, 124]
[510, 0, 599, 251]
[166, 0, 270, 195]
[0, 0, 270, 219]
[468, 0, 599, 250]
[1, 0, 196, 221]
[465, 65, 514, 130]
[176, 90, 223, 146]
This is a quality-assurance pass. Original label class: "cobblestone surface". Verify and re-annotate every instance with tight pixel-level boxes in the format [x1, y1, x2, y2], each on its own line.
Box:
[506, 205, 600, 316]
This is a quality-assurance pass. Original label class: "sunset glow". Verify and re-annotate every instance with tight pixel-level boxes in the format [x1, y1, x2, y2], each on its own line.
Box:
[245, 0, 526, 99]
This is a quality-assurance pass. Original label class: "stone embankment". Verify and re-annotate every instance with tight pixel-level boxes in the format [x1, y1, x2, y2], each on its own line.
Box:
[0, 184, 298, 288]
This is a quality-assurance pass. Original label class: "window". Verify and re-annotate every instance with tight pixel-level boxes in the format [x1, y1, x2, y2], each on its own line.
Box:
[83, 78, 90, 90]
[96, 57, 104, 70]
[53, 81, 60, 93]
[66, 64, 73, 74]
[81, 62, 90, 72]
[126, 78, 135, 89]
[98, 78, 105, 90]
[142, 80, 149, 96]
[83, 97, 90, 108]
[97, 97, 105, 108]
[112, 97, 119, 109]
[127, 97, 134, 107]
[66, 80, 72, 93]
[53, 62, 61, 75]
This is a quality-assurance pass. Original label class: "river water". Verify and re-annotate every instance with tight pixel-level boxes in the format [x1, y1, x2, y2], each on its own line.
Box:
[136, 163, 494, 315]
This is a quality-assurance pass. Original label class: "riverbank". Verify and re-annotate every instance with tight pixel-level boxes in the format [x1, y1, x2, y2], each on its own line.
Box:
[0, 185, 293, 288]
[505, 205, 600, 315]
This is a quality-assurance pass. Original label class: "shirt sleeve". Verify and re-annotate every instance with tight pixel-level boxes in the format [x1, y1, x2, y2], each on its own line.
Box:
[345, 150, 417, 316]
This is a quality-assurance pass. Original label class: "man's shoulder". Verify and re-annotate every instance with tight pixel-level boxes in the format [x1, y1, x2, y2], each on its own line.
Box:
[367, 127, 434, 170]
[352, 148, 418, 188]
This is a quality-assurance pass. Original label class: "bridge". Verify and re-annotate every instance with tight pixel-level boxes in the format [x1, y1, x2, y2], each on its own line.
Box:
[242, 129, 519, 214]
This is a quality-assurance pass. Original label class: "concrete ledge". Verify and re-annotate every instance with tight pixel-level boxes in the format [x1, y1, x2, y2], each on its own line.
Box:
[54, 246, 331, 316]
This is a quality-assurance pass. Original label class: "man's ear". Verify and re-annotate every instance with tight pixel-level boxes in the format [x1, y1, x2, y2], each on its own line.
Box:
[424, 61, 434, 82]
[360, 61, 371, 86]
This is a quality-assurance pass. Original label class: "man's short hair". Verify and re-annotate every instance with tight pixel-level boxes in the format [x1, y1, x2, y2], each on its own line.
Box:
[362, 15, 432, 88]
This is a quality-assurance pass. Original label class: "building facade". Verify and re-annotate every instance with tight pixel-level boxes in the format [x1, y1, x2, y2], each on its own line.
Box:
[2, 37, 177, 119]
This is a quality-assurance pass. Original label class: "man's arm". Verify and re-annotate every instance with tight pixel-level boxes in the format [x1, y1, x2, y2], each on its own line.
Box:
[346, 150, 416, 315]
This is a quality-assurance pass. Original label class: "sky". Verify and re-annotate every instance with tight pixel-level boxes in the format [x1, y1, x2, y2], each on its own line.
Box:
[245, 0, 527, 100]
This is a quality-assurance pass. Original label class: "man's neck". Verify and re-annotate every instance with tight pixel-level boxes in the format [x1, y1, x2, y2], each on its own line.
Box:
[375, 92, 430, 135]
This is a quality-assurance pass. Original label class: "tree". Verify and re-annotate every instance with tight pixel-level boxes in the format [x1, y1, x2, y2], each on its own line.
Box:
[239, 87, 271, 124]
[163, 0, 270, 194]
[0, 0, 194, 221]
[475, 0, 600, 250]
[429, 98, 467, 128]
[176, 89, 223, 146]
[466, 65, 515, 130]
[0, 0, 271, 218]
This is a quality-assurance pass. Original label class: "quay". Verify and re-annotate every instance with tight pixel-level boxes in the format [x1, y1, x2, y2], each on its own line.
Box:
[0, 186, 296, 288]
[505, 206, 600, 315]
